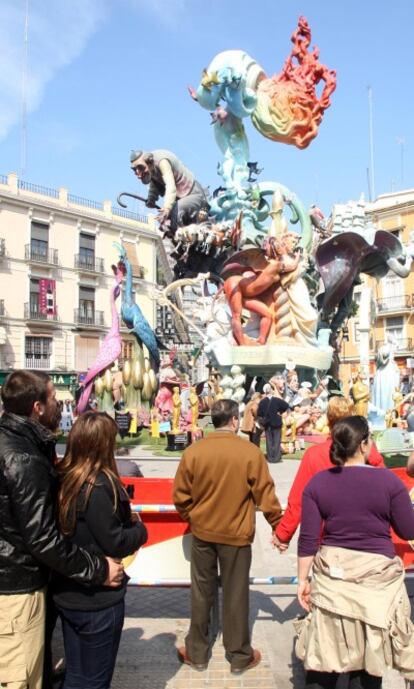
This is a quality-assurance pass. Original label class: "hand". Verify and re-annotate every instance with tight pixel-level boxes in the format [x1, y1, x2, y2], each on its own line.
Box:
[271, 534, 289, 553]
[297, 579, 311, 612]
[156, 208, 170, 225]
[103, 557, 124, 587]
[130, 511, 142, 524]
[145, 198, 157, 209]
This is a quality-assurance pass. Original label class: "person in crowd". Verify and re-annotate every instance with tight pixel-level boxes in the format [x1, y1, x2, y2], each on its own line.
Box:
[0, 371, 124, 689]
[173, 399, 283, 674]
[240, 391, 262, 445]
[53, 412, 148, 689]
[257, 383, 289, 463]
[273, 396, 385, 550]
[115, 445, 144, 477]
[296, 416, 414, 688]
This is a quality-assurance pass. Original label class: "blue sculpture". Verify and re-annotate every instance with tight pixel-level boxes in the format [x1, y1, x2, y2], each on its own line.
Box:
[114, 242, 160, 372]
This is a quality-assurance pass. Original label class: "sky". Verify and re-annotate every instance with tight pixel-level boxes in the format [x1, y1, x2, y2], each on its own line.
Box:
[0, 0, 413, 218]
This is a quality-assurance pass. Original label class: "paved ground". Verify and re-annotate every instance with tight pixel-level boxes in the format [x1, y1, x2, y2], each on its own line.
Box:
[53, 445, 412, 688]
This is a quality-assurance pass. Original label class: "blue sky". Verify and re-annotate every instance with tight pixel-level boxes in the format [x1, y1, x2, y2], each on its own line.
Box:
[1, 0, 413, 217]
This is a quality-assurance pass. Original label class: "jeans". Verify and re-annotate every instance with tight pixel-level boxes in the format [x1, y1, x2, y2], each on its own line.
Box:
[57, 600, 124, 689]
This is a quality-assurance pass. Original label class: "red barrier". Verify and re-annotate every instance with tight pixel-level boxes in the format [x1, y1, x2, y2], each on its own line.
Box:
[390, 468, 414, 569]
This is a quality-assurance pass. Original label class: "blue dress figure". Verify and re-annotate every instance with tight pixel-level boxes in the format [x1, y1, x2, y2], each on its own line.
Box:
[371, 340, 400, 415]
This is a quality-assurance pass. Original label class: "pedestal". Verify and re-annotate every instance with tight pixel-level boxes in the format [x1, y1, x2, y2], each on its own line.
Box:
[165, 432, 188, 452]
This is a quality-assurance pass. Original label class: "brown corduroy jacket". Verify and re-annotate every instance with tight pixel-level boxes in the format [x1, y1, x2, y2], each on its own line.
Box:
[173, 430, 283, 546]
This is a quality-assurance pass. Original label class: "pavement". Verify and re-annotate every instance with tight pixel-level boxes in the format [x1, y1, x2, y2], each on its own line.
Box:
[52, 444, 412, 688]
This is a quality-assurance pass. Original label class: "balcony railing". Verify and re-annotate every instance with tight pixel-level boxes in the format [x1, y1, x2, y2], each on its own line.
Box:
[74, 254, 104, 273]
[25, 244, 58, 265]
[0, 238, 5, 257]
[376, 337, 412, 352]
[68, 194, 103, 211]
[24, 303, 59, 323]
[25, 357, 51, 370]
[18, 179, 59, 199]
[74, 309, 105, 327]
[0, 300, 4, 316]
[377, 294, 412, 313]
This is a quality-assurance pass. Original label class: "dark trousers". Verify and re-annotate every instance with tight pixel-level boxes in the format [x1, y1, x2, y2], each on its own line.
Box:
[186, 536, 253, 670]
[248, 428, 261, 447]
[305, 670, 382, 688]
[43, 590, 60, 689]
[57, 599, 124, 689]
[264, 426, 282, 462]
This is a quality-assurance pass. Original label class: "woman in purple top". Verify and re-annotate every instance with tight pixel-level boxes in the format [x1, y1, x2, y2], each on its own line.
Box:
[296, 416, 414, 689]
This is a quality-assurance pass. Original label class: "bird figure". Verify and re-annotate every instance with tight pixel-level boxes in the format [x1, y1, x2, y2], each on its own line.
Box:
[113, 242, 160, 372]
[76, 264, 124, 414]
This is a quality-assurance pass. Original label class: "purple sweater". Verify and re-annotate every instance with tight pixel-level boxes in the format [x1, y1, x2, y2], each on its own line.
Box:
[298, 466, 414, 558]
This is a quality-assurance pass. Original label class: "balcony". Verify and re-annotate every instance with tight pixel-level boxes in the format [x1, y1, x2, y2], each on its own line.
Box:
[376, 337, 412, 353]
[376, 294, 412, 314]
[74, 254, 105, 274]
[25, 357, 51, 370]
[25, 244, 58, 266]
[24, 303, 59, 324]
[74, 309, 105, 328]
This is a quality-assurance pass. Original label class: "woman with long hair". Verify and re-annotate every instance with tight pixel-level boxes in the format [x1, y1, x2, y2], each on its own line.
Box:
[296, 415, 414, 688]
[53, 412, 147, 689]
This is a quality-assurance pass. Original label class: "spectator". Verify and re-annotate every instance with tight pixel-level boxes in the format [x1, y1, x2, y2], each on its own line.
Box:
[173, 399, 283, 673]
[296, 416, 414, 687]
[0, 371, 123, 689]
[53, 412, 148, 689]
[240, 392, 262, 445]
[274, 397, 385, 549]
[257, 383, 289, 463]
[115, 446, 144, 477]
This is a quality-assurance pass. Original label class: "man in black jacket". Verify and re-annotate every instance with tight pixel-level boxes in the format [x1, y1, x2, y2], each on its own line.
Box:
[257, 383, 289, 463]
[0, 370, 124, 689]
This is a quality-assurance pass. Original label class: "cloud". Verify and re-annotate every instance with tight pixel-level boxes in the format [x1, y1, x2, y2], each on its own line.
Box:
[0, 0, 106, 141]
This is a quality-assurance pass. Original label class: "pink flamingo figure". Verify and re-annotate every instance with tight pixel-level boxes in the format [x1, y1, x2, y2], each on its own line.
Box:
[76, 265, 124, 414]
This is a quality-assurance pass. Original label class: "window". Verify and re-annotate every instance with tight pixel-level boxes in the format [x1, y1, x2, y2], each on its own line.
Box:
[30, 222, 49, 259]
[30, 278, 39, 316]
[385, 316, 404, 344]
[79, 286, 95, 323]
[25, 336, 52, 369]
[121, 339, 134, 362]
[79, 233, 95, 269]
[75, 336, 100, 370]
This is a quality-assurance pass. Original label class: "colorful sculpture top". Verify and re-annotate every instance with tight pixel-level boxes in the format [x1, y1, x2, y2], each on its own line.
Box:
[129, 149, 208, 233]
[190, 17, 335, 186]
[114, 242, 160, 372]
[76, 264, 123, 414]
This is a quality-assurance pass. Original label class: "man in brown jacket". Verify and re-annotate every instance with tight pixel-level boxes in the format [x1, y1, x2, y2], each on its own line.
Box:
[173, 399, 283, 674]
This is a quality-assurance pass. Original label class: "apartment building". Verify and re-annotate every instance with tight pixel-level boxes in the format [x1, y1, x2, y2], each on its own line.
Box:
[0, 172, 169, 396]
[338, 189, 414, 387]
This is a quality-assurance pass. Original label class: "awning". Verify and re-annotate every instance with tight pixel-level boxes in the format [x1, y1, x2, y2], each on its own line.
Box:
[55, 389, 74, 402]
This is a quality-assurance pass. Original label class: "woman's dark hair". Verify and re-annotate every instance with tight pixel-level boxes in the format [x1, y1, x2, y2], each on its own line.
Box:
[329, 415, 370, 466]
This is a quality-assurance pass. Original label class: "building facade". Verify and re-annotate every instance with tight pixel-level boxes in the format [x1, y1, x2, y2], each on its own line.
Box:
[0, 172, 170, 395]
[338, 189, 414, 389]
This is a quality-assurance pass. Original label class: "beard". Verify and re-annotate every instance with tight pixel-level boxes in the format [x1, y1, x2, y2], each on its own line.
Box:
[141, 171, 151, 184]
[39, 403, 62, 434]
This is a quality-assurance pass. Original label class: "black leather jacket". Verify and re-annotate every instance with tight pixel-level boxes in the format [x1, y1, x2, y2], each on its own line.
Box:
[0, 413, 108, 594]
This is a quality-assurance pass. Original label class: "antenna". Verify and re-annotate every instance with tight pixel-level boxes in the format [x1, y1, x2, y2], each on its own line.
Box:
[397, 137, 405, 188]
[367, 86, 375, 201]
[20, 0, 29, 178]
